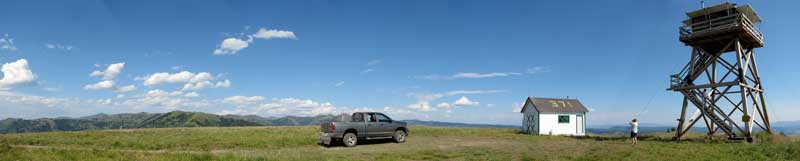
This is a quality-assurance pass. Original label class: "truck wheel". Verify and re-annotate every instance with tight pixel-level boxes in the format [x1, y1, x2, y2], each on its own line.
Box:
[393, 130, 406, 143]
[343, 133, 358, 147]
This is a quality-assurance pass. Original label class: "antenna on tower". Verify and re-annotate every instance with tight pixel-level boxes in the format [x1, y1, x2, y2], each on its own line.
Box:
[701, 0, 705, 8]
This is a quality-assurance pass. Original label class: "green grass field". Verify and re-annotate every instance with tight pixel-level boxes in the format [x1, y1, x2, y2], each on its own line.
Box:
[1, 126, 798, 161]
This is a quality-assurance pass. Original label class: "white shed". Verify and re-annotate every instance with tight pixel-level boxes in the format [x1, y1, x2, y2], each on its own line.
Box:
[520, 97, 589, 136]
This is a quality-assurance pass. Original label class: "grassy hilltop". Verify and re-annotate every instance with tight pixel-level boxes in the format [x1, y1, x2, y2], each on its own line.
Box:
[1, 126, 799, 161]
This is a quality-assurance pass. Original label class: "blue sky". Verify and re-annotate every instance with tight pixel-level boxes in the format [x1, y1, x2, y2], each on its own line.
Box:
[0, 0, 799, 126]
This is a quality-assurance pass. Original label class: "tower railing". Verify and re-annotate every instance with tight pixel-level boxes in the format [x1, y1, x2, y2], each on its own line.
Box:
[679, 13, 763, 43]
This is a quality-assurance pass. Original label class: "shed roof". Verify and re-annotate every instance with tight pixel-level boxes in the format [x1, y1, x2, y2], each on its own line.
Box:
[520, 97, 589, 113]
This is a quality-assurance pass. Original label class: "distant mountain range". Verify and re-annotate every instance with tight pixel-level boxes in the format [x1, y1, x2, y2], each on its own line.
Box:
[0, 111, 515, 134]
[2, 111, 799, 135]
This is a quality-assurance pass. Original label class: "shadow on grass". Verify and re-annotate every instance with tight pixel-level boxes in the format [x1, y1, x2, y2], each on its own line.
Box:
[320, 138, 399, 148]
[573, 131, 790, 144]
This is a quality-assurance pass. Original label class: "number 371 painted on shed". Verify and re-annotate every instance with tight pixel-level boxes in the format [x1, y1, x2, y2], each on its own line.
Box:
[548, 100, 573, 108]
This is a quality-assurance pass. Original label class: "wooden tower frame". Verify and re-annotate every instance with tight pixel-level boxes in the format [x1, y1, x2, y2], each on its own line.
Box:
[669, 3, 770, 142]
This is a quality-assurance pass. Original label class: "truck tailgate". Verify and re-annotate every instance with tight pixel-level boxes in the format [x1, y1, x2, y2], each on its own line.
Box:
[320, 122, 337, 133]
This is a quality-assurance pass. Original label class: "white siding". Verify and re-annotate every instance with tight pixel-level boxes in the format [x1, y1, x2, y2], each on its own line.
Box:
[537, 112, 586, 136]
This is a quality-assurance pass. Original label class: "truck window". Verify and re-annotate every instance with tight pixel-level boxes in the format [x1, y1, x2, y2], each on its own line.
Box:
[367, 114, 378, 122]
[376, 113, 391, 122]
[351, 113, 364, 122]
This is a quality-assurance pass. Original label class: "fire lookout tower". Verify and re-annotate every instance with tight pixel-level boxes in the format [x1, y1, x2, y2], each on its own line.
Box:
[668, 2, 770, 142]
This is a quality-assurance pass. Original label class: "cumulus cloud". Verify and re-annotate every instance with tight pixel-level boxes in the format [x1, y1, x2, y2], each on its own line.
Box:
[218, 97, 382, 117]
[213, 38, 251, 55]
[121, 89, 212, 109]
[114, 85, 137, 93]
[453, 96, 479, 106]
[137, 71, 230, 91]
[213, 27, 297, 55]
[84, 80, 115, 90]
[406, 90, 504, 112]
[184, 92, 199, 97]
[0, 59, 36, 89]
[222, 95, 265, 105]
[407, 102, 435, 112]
[436, 102, 451, 108]
[89, 62, 125, 80]
[252, 28, 297, 40]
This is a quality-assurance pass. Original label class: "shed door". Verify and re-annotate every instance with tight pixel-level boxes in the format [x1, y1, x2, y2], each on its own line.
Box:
[576, 115, 584, 135]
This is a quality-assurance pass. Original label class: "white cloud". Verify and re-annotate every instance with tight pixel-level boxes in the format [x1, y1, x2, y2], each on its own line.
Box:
[0, 59, 36, 89]
[222, 95, 265, 105]
[334, 81, 345, 87]
[436, 102, 451, 108]
[114, 85, 137, 93]
[452, 72, 521, 79]
[139, 71, 195, 86]
[526, 66, 549, 74]
[417, 72, 520, 80]
[120, 89, 211, 109]
[138, 71, 230, 90]
[453, 96, 479, 106]
[213, 38, 251, 55]
[255, 98, 338, 116]
[511, 102, 523, 112]
[407, 102, 435, 112]
[45, 43, 74, 51]
[411, 90, 507, 102]
[418, 67, 549, 80]
[406, 90, 504, 112]
[184, 92, 199, 97]
[215, 79, 231, 88]
[84, 80, 115, 90]
[0, 91, 68, 108]
[0, 34, 17, 51]
[182, 79, 231, 91]
[252, 28, 297, 40]
[213, 27, 297, 55]
[89, 62, 125, 80]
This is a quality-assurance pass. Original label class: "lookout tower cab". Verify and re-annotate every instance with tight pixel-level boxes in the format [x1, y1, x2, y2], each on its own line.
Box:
[679, 2, 763, 52]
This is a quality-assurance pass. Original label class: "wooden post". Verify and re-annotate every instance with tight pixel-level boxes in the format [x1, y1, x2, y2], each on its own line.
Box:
[675, 97, 689, 140]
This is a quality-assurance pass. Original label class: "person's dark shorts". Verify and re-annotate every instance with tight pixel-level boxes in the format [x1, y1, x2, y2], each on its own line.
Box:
[630, 131, 638, 138]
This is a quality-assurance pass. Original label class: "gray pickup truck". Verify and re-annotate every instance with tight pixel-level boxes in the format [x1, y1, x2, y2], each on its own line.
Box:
[318, 112, 408, 147]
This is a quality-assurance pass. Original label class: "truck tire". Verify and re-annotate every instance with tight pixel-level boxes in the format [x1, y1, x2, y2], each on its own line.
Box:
[343, 133, 358, 147]
[393, 130, 406, 143]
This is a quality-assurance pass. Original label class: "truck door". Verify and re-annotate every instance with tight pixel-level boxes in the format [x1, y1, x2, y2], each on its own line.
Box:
[376, 113, 396, 137]
[365, 113, 383, 138]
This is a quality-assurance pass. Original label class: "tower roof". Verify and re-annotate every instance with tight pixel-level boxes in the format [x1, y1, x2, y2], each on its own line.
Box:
[682, 2, 762, 26]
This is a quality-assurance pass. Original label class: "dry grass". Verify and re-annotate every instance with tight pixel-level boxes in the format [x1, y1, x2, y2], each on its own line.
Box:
[1, 126, 799, 160]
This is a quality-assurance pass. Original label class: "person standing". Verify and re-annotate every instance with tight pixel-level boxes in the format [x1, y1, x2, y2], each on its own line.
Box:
[630, 119, 639, 145]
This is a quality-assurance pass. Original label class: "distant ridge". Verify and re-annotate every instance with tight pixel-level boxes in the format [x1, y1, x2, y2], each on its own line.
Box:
[4, 111, 798, 135]
[0, 111, 514, 134]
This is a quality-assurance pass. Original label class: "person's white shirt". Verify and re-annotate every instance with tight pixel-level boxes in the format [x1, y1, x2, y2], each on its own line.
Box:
[630, 122, 639, 133]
